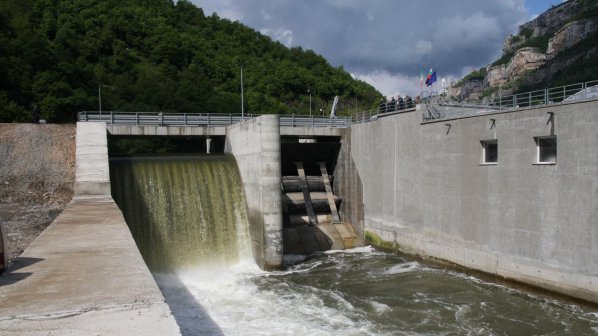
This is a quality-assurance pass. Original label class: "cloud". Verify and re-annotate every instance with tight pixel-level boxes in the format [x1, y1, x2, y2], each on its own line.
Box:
[190, 0, 529, 97]
[260, 28, 294, 47]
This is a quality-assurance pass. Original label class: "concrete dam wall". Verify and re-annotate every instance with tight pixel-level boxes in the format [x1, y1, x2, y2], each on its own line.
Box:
[350, 101, 598, 302]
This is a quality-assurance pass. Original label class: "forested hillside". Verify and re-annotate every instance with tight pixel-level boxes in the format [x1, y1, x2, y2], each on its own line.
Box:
[0, 0, 380, 123]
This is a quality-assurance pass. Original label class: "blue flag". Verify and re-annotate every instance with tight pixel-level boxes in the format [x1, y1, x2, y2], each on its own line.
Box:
[425, 71, 437, 86]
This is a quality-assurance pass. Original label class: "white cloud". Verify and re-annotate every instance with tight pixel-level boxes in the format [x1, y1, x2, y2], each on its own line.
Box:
[415, 40, 433, 55]
[190, 0, 530, 95]
[352, 71, 421, 98]
[260, 28, 294, 47]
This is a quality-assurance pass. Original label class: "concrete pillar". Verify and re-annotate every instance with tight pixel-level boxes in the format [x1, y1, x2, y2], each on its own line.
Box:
[206, 137, 211, 154]
[74, 122, 111, 196]
[259, 115, 283, 270]
[226, 115, 283, 270]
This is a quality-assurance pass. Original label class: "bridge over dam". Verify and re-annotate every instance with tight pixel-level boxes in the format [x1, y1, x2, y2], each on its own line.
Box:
[1, 98, 597, 333]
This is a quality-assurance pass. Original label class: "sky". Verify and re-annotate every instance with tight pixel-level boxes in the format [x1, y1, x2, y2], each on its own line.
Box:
[189, 0, 564, 98]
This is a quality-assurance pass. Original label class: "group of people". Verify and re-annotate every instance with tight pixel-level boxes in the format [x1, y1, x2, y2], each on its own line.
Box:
[377, 95, 419, 114]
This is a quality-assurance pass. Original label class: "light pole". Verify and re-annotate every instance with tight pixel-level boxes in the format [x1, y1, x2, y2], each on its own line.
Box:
[240, 63, 245, 119]
[98, 83, 102, 114]
[308, 89, 312, 116]
[99, 83, 113, 115]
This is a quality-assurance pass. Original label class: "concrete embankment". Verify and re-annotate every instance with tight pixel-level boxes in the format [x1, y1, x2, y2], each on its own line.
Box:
[0, 197, 181, 335]
[350, 101, 598, 303]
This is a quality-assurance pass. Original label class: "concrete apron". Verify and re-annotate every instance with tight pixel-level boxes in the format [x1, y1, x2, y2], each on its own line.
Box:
[0, 196, 181, 335]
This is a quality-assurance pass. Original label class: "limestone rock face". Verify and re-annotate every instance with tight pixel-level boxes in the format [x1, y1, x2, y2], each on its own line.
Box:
[459, 79, 484, 101]
[547, 19, 598, 59]
[506, 47, 546, 78]
[520, 1, 580, 38]
[484, 48, 546, 87]
[457, 0, 597, 102]
[485, 64, 508, 87]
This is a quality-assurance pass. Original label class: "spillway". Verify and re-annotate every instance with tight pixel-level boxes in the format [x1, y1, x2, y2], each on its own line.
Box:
[110, 154, 251, 272]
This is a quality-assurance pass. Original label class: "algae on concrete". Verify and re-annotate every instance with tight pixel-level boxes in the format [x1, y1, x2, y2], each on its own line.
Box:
[365, 230, 400, 253]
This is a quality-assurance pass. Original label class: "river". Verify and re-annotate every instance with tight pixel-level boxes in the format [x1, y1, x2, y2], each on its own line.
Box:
[156, 249, 598, 335]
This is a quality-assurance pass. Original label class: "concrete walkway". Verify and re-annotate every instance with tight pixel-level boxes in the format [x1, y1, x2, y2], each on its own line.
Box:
[0, 197, 181, 335]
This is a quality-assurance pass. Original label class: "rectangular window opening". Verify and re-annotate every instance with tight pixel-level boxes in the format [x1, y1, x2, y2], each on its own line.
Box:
[536, 136, 557, 164]
[481, 140, 497, 164]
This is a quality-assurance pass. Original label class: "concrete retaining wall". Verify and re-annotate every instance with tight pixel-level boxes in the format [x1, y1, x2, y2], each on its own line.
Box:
[225, 115, 283, 270]
[351, 101, 598, 302]
[74, 122, 111, 196]
[333, 129, 365, 239]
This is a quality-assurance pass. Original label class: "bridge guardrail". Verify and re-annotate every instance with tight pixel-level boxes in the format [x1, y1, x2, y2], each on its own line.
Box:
[78, 111, 351, 128]
[279, 115, 350, 128]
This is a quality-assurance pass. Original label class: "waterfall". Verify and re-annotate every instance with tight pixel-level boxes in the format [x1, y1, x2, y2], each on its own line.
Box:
[110, 154, 251, 272]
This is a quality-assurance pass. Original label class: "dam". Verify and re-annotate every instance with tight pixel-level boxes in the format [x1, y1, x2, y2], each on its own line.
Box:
[0, 97, 597, 334]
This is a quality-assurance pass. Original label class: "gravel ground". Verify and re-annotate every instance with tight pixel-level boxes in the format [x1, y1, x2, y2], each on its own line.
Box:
[0, 123, 76, 270]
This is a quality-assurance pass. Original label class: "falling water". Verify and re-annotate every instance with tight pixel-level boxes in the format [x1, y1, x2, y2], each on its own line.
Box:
[110, 154, 251, 272]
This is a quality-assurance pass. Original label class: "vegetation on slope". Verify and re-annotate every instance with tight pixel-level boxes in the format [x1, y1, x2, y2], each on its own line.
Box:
[0, 0, 380, 123]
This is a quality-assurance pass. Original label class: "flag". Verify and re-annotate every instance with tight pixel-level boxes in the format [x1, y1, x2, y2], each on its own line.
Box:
[419, 69, 424, 88]
[425, 70, 437, 86]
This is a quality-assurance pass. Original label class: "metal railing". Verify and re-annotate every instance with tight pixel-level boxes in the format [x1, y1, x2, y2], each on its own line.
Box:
[351, 105, 417, 124]
[425, 79, 598, 121]
[280, 115, 350, 128]
[77, 111, 351, 128]
[497, 80, 598, 108]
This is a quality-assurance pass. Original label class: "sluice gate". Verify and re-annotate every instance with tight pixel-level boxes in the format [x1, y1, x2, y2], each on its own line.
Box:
[281, 137, 361, 254]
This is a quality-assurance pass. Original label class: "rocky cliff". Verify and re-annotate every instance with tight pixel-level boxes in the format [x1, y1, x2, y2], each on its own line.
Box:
[458, 0, 598, 102]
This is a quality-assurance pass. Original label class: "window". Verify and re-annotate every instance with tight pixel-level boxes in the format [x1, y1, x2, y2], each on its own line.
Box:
[481, 140, 497, 164]
[535, 136, 557, 164]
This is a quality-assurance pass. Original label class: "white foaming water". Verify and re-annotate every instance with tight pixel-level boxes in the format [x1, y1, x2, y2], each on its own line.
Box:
[323, 246, 376, 254]
[382, 261, 423, 275]
[156, 259, 379, 336]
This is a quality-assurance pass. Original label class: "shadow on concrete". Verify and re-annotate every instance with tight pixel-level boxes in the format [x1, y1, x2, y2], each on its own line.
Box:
[7, 257, 44, 272]
[154, 273, 224, 336]
[0, 272, 33, 286]
[0, 257, 44, 286]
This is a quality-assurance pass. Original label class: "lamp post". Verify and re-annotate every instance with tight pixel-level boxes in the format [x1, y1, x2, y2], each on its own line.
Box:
[240, 63, 245, 119]
[99, 83, 114, 115]
[98, 83, 102, 115]
[308, 89, 312, 116]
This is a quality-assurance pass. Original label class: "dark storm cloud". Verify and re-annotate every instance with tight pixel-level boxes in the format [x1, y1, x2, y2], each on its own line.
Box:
[190, 0, 529, 95]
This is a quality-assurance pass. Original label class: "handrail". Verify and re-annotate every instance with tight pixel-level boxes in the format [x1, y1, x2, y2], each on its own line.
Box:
[424, 79, 598, 121]
[350, 78, 598, 124]
[77, 112, 351, 128]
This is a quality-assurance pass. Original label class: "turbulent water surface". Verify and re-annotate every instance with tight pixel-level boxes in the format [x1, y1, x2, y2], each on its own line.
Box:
[156, 249, 598, 336]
